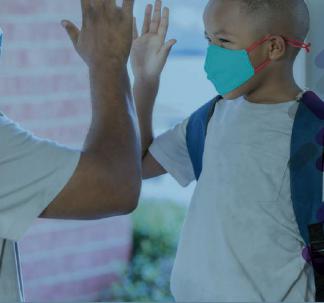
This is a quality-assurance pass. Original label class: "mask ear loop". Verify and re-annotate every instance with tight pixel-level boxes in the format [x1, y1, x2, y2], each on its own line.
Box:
[283, 37, 312, 53]
[246, 34, 312, 74]
[246, 34, 273, 53]
[246, 34, 273, 74]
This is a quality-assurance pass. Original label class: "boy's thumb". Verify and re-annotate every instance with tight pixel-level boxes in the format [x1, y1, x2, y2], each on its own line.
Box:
[61, 20, 80, 48]
[162, 39, 177, 56]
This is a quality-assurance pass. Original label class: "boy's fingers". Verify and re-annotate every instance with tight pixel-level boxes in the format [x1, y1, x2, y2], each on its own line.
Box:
[61, 20, 80, 49]
[142, 4, 153, 35]
[158, 7, 169, 41]
[133, 17, 139, 40]
[149, 0, 162, 33]
[161, 39, 177, 56]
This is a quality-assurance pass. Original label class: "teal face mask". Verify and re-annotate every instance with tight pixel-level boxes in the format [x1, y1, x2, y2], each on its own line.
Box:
[204, 34, 311, 96]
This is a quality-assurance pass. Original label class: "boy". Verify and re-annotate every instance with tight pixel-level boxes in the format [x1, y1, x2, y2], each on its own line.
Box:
[132, 0, 315, 301]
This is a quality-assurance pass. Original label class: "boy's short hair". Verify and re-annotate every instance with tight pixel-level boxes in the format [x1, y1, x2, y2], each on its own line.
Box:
[239, 0, 310, 59]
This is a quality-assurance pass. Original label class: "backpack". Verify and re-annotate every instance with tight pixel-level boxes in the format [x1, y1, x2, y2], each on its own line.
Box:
[186, 91, 324, 301]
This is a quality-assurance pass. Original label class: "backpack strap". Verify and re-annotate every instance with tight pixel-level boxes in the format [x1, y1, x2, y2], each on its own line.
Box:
[290, 91, 324, 245]
[186, 95, 223, 180]
[289, 91, 324, 301]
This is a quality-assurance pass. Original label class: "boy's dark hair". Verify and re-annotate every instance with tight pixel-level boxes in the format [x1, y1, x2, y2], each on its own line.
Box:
[239, 0, 310, 59]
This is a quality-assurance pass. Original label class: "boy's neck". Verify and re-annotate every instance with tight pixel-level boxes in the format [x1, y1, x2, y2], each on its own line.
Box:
[244, 70, 303, 105]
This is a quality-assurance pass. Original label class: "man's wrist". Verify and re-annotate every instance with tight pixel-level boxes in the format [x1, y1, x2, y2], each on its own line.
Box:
[89, 63, 129, 86]
[89, 57, 127, 74]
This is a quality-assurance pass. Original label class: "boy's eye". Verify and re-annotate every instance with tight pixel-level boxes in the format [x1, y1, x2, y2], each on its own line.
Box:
[219, 38, 230, 43]
[204, 36, 231, 45]
[205, 36, 212, 43]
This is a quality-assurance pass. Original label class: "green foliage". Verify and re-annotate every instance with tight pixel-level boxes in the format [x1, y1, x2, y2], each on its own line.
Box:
[109, 200, 186, 302]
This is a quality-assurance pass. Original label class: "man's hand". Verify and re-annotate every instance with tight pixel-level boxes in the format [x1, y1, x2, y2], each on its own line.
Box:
[131, 0, 176, 82]
[62, 0, 134, 68]
[41, 0, 142, 220]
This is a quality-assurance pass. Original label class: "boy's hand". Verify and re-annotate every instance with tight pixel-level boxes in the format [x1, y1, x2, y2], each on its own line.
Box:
[131, 0, 176, 82]
[62, 0, 134, 69]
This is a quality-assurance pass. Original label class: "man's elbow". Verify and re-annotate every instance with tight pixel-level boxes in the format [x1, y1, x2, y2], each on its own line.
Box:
[102, 168, 142, 216]
[119, 176, 141, 214]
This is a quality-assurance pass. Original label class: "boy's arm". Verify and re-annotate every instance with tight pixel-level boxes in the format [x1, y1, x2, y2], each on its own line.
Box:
[134, 78, 166, 179]
[131, 0, 176, 179]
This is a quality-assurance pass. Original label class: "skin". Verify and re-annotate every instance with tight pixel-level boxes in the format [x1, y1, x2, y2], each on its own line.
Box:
[132, 0, 305, 180]
[39, 0, 142, 220]
[131, 0, 175, 178]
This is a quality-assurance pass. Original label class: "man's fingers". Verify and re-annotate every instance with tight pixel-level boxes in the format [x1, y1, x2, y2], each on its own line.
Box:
[158, 7, 169, 41]
[95, 0, 106, 11]
[149, 0, 162, 33]
[122, 0, 134, 16]
[133, 17, 139, 40]
[142, 4, 153, 35]
[81, 0, 91, 20]
[61, 20, 80, 49]
[105, 0, 116, 11]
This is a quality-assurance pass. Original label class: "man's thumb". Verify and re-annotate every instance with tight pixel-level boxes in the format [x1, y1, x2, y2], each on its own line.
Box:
[61, 20, 80, 48]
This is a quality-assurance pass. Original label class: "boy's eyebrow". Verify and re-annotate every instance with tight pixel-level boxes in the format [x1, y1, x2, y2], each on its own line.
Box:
[213, 30, 234, 37]
[204, 30, 234, 38]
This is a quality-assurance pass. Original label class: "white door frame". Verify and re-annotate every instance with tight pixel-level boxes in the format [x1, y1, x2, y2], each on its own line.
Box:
[304, 0, 324, 97]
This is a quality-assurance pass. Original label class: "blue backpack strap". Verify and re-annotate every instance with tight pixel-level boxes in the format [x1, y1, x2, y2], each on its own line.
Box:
[186, 95, 223, 180]
[290, 91, 324, 246]
[290, 91, 324, 302]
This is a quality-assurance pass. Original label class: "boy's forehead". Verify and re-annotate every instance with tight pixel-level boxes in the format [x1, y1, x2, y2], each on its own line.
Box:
[204, 0, 251, 38]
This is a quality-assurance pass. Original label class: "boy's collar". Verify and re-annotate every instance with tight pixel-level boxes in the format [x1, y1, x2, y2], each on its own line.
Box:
[296, 88, 310, 103]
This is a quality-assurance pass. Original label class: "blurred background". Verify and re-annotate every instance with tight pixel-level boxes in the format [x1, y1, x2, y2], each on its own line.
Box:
[0, 0, 322, 301]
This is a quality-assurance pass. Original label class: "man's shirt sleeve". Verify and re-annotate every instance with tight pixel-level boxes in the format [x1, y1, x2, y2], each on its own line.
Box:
[149, 118, 195, 187]
[0, 114, 81, 241]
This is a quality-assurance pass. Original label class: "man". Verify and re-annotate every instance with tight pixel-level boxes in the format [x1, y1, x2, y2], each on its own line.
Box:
[0, 0, 140, 301]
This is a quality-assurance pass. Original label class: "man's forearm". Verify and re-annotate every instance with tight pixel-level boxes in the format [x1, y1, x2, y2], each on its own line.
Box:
[84, 64, 141, 185]
[133, 77, 160, 158]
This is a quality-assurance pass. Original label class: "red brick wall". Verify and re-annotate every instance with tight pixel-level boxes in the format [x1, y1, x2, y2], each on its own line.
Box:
[0, 0, 90, 144]
[0, 1, 132, 301]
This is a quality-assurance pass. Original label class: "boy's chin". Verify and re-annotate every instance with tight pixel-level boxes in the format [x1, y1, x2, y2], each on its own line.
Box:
[222, 84, 250, 100]
[222, 90, 243, 101]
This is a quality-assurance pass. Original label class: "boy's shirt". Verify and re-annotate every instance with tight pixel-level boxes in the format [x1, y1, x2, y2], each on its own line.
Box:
[149, 96, 316, 302]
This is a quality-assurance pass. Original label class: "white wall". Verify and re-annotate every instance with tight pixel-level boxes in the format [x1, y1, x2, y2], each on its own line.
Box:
[305, 0, 324, 96]
[294, 48, 307, 89]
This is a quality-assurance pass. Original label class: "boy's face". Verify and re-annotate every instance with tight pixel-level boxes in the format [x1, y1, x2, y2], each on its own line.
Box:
[203, 0, 270, 100]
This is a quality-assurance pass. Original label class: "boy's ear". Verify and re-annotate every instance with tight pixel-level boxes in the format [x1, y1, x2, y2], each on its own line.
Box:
[268, 36, 287, 60]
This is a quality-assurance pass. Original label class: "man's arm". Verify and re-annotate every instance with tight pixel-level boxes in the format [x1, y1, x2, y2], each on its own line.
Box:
[131, 0, 176, 179]
[41, 0, 141, 220]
